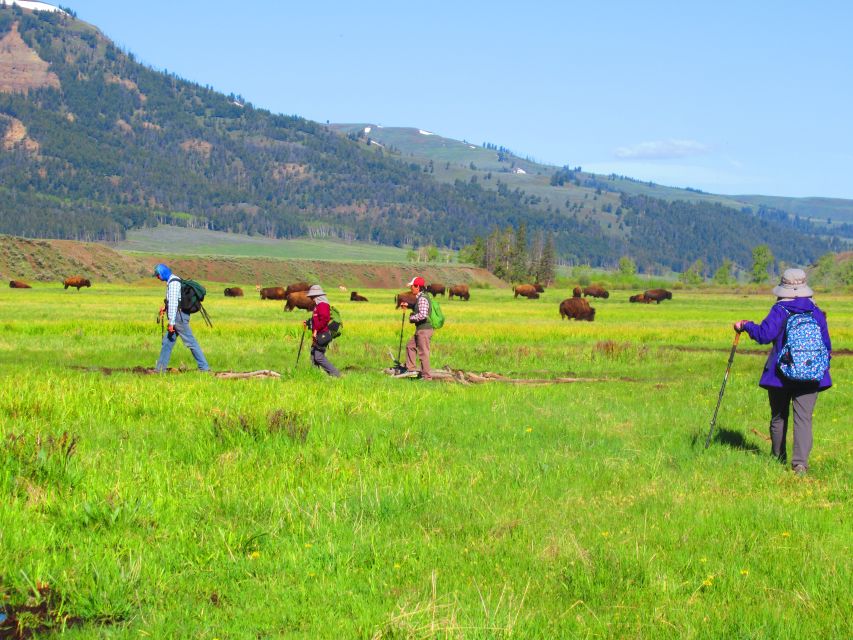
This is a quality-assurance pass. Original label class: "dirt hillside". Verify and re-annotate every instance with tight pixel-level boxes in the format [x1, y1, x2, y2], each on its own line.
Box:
[0, 235, 506, 288]
[0, 22, 61, 94]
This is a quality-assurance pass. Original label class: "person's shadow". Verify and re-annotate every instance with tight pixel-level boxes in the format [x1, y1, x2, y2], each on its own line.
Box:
[693, 427, 761, 453]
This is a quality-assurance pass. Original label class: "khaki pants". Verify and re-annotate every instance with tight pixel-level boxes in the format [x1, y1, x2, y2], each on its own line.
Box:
[405, 329, 433, 379]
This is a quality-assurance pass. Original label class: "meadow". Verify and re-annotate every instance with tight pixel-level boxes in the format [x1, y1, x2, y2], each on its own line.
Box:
[0, 283, 850, 639]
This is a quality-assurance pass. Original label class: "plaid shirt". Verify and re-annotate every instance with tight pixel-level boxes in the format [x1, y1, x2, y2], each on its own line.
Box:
[409, 293, 430, 323]
[165, 275, 182, 325]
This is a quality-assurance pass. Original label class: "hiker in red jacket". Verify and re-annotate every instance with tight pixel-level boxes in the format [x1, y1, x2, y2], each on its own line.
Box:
[305, 285, 341, 377]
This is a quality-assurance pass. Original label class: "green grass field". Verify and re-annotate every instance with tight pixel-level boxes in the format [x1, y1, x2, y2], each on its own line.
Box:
[0, 285, 850, 638]
[111, 227, 412, 263]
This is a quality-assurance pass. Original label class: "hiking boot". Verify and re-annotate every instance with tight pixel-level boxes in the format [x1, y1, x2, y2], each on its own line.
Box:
[792, 464, 807, 476]
[393, 370, 420, 379]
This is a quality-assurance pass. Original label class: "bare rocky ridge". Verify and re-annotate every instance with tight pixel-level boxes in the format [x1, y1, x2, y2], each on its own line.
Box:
[0, 21, 60, 94]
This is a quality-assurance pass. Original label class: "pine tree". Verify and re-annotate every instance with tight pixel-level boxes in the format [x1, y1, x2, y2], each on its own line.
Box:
[539, 233, 556, 285]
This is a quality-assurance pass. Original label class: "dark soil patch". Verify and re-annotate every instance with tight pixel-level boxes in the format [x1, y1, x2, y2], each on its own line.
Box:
[672, 347, 853, 357]
[0, 584, 116, 639]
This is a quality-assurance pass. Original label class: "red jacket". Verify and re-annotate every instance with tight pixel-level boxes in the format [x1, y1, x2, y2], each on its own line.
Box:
[312, 301, 330, 333]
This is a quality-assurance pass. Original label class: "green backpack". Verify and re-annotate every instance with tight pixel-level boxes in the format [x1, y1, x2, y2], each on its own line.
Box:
[329, 306, 343, 339]
[427, 293, 445, 329]
[179, 278, 207, 314]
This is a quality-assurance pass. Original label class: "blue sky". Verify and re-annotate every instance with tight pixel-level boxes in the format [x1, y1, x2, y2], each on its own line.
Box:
[56, 1, 853, 199]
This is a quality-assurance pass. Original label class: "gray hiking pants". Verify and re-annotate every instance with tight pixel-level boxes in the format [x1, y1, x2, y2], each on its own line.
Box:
[767, 387, 818, 469]
[405, 329, 433, 379]
[311, 345, 341, 377]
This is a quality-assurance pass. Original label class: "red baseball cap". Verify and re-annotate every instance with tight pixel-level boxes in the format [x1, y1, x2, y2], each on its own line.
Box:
[406, 276, 426, 287]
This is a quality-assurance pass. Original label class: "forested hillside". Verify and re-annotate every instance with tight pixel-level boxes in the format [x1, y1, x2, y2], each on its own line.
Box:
[0, 4, 845, 271]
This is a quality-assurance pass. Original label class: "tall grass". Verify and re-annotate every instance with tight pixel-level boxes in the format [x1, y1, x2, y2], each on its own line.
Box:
[0, 285, 849, 638]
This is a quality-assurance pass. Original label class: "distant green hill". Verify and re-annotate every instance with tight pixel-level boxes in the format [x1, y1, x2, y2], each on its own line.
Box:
[330, 124, 853, 226]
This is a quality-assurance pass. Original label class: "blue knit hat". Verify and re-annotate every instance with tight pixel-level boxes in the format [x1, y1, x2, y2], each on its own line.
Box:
[153, 263, 172, 280]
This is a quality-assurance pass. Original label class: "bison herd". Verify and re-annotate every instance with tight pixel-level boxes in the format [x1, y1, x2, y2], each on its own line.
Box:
[8, 274, 672, 324]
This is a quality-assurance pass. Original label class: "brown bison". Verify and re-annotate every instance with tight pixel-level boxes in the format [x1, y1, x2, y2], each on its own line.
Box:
[559, 297, 596, 321]
[285, 281, 311, 297]
[527, 292, 540, 299]
[224, 287, 244, 297]
[284, 291, 316, 312]
[583, 285, 609, 299]
[426, 283, 445, 296]
[63, 276, 91, 290]
[572, 286, 582, 298]
[513, 284, 538, 299]
[534, 283, 545, 293]
[629, 293, 652, 303]
[395, 292, 418, 308]
[448, 284, 470, 301]
[259, 287, 287, 300]
[9, 280, 31, 289]
[644, 289, 673, 304]
[350, 291, 368, 302]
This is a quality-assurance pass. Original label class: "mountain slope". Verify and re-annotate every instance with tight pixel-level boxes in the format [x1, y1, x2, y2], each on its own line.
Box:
[0, 4, 846, 272]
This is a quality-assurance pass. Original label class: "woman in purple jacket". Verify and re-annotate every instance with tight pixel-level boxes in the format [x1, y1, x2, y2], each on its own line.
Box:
[733, 269, 832, 475]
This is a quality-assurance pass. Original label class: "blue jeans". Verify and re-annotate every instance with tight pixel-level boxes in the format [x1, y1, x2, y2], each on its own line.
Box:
[156, 311, 210, 372]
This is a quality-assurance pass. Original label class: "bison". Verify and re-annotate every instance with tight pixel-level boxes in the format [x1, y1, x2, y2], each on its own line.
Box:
[63, 276, 91, 290]
[583, 285, 609, 299]
[534, 283, 546, 293]
[9, 280, 31, 289]
[224, 287, 244, 297]
[527, 292, 540, 299]
[448, 284, 470, 301]
[643, 289, 673, 304]
[559, 297, 596, 321]
[350, 291, 368, 302]
[285, 281, 311, 297]
[629, 293, 652, 303]
[284, 291, 316, 312]
[513, 284, 538, 299]
[572, 286, 582, 298]
[395, 292, 418, 309]
[426, 283, 445, 296]
[259, 287, 287, 300]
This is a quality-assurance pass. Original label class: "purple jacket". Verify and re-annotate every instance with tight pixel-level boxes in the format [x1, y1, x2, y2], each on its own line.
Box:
[743, 298, 832, 390]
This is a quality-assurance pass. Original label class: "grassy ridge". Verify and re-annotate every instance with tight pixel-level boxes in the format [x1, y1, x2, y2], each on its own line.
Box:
[0, 286, 850, 638]
[0, 233, 502, 288]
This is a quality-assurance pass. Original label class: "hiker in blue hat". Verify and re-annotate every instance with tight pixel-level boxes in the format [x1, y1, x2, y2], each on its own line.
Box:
[153, 263, 210, 373]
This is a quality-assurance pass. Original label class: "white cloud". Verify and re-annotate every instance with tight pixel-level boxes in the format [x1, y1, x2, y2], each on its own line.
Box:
[614, 139, 709, 160]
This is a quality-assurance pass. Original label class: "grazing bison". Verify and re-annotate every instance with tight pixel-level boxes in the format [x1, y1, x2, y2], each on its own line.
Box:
[350, 291, 368, 302]
[63, 276, 91, 290]
[448, 284, 470, 301]
[224, 287, 244, 297]
[643, 288, 673, 304]
[527, 292, 540, 299]
[583, 285, 609, 299]
[629, 293, 652, 303]
[285, 281, 311, 297]
[572, 286, 582, 298]
[534, 283, 545, 293]
[259, 287, 287, 300]
[9, 280, 31, 289]
[514, 284, 538, 299]
[426, 283, 446, 296]
[284, 291, 316, 312]
[395, 291, 418, 308]
[559, 297, 596, 321]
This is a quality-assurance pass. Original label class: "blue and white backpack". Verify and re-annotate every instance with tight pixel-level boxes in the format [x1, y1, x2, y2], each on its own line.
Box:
[777, 308, 829, 382]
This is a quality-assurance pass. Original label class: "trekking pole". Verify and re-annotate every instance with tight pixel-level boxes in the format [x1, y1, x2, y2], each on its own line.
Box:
[705, 331, 741, 449]
[395, 311, 406, 365]
[199, 303, 213, 328]
[295, 325, 307, 368]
